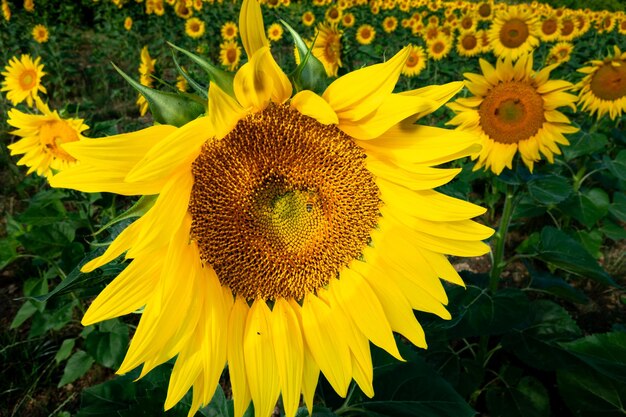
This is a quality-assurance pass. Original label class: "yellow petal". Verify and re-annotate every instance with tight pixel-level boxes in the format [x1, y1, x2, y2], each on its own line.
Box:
[165, 340, 203, 410]
[228, 297, 252, 417]
[81, 218, 144, 272]
[209, 82, 246, 139]
[366, 157, 461, 190]
[291, 90, 338, 124]
[239, 0, 269, 58]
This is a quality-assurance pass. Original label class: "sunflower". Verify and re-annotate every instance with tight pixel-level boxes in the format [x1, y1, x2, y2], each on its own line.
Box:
[538, 13, 560, 42]
[476, 0, 493, 20]
[221, 21, 238, 39]
[427, 34, 452, 61]
[456, 30, 480, 57]
[618, 17, 626, 35]
[402, 44, 426, 77]
[311, 23, 342, 77]
[324, 5, 342, 24]
[488, 5, 540, 61]
[2, 0, 10, 21]
[570, 12, 589, 38]
[576, 46, 626, 120]
[1, 54, 47, 107]
[341, 12, 355, 27]
[185, 17, 205, 38]
[7, 97, 89, 179]
[174, 0, 193, 18]
[32, 24, 49, 43]
[458, 12, 477, 32]
[219, 40, 242, 71]
[546, 42, 573, 65]
[50, 0, 491, 416]
[136, 46, 156, 116]
[267, 22, 284, 41]
[302, 11, 315, 27]
[124, 16, 133, 31]
[596, 12, 616, 34]
[24, 0, 34, 12]
[382, 16, 398, 33]
[447, 54, 578, 174]
[355, 24, 376, 45]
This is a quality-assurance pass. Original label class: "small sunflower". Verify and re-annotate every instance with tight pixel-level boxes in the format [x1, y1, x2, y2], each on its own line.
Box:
[402, 44, 426, 77]
[448, 54, 579, 174]
[32, 24, 49, 43]
[341, 12, 355, 27]
[427, 34, 452, 61]
[302, 11, 315, 27]
[538, 13, 560, 42]
[267, 22, 284, 42]
[476, 0, 493, 20]
[546, 42, 573, 65]
[617, 17, 626, 35]
[7, 98, 89, 179]
[356, 24, 375, 45]
[185, 17, 205, 39]
[576, 46, 626, 120]
[219, 40, 242, 71]
[458, 12, 477, 31]
[311, 23, 342, 77]
[124, 16, 133, 31]
[1, 54, 47, 107]
[324, 5, 342, 24]
[174, 0, 193, 18]
[488, 5, 540, 61]
[382, 16, 398, 33]
[456, 30, 481, 57]
[137, 46, 156, 116]
[2, 0, 10, 21]
[24, 0, 34, 12]
[50, 1, 492, 416]
[221, 21, 238, 40]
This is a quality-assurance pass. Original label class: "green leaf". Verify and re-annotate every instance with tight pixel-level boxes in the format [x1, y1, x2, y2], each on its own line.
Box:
[609, 192, 626, 222]
[282, 19, 328, 94]
[604, 150, 626, 181]
[55, 338, 76, 364]
[533, 227, 615, 286]
[502, 300, 582, 371]
[599, 220, 626, 241]
[113, 63, 205, 127]
[85, 319, 130, 368]
[562, 132, 608, 160]
[15, 189, 68, 226]
[512, 194, 547, 219]
[167, 42, 234, 98]
[58, 350, 95, 387]
[527, 175, 572, 205]
[525, 262, 589, 304]
[172, 53, 208, 99]
[486, 376, 550, 417]
[561, 188, 610, 228]
[0, 237, 18, 270]
[558, 365, 626, 416]
[10, 300, 41, 329]
[295, 405, 338, 416]
[574, 229, 603, 259]
[29, 300, 77, 338]
[199, 385, 229, 417]
[560, 332, 626, 383]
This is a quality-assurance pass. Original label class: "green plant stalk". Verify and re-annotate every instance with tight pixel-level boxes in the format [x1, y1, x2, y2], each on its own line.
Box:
[488, 185, 516, 293]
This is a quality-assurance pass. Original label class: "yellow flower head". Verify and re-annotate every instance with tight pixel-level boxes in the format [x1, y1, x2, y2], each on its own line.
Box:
[124, 16, 133, 31]
[356, 24, 376, 45]
[311, 23, 342, 77]
[137, 46, 156, 116]
[7, 98, 89, 179]
[546, 41, 573, 65]
[456, 30, 481, 57]
[2, 0, 10, 21]
[219, 40, 242, 71]
[23, 0, 34, 12]
[382, 16, 398, 33]
[448, 54, 579, 174]
[426, 34, 452, 61]
[266, 22, 283, 41]
[221, 21, 238, 40]
[402, 44, 427, 77]
[50, 0, 492, 416]
[302, 11, 315, 27]
[576, 46, 626, 120]
[1, 54, 47, 107]
[32, 24, 49, 43]
[185, 17, 205, 38]
[341, 12, 355, 27]
[488, 5, 540, 60]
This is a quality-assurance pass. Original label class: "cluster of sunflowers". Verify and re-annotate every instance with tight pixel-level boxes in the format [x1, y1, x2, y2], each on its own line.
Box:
[1, 0, 625, 416]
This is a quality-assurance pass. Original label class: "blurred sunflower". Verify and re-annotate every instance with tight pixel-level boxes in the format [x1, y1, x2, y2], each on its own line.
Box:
[356, 24, 376, 45]
[221, 21, 238, 39]
[458, 12, 477, 31]
[185, 17, 205, 38]
[1, 54, 47, 107]
[576, 46, 626, 120]
[448, 54, 578, 174]
[546, 42, 573, 65]
[427, 34, 452, 61]
[311, 23, 342, 77]
[302, 11, 315, 27]
[382, 16, 398, 33]
[617, 17, 626, 35]
[341, 12, 354, 27]
[124, 16, 133, 31]
[457, 30, 481, 57]
[32, 24, 49, 43]
[476, 0, 493, 20]
[538, 13, 560, 42]
[50, 0, 491, 416]
[136, 46, 156, 116]
[2, 0, 10, 21]
[24, 0, 34, 12]
[7, 97, 89, 179]
[568, 12, 588, 39]
[488, 5, 539, 60]
[324, 5, 341, 24]
[267, 22, 284, 41]
[401, 44, 426, 77]
[174, 0, 193, 18]
[219, 40, 242, 71]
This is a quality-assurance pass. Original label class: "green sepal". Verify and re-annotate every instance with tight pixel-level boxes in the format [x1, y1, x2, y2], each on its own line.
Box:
[93, 195, 158, 237]
[167, 42, 235, 97]
[112, 63, 205, 127]
[172, 53, 208, 99]
[281, 19, 329, 94]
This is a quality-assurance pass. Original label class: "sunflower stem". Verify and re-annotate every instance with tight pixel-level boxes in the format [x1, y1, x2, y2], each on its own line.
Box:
[488, 184, 516, 293]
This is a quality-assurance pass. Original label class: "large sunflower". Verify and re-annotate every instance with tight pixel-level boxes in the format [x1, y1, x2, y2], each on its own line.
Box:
[488, 5, 540, 61]
[1, 54, 47, 107]
[7, 97, 89, 179]
[576, 46, 626, 120]
[448, 54, 578, 174]
[51, 0, 491, 416]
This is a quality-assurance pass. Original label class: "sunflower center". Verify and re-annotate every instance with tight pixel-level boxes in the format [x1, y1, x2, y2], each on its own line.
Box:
[590, 61, 626, 101]
[19, 70, 37, 89]
[226, 47, 237, 62]
[461, 17, 473, 29]
[39, 120, 79, 161]
[561, 19, 574, 35]
[189, 103, 380, 301]
[432, 41, 445, 54]
[478, 81, 545, 144]
[406, 53, 419, 67]
[499, 18, 529, 48]
[462, 34, 478, 50]
[478, 3, 491, 17]
[542, 18, 557, 35]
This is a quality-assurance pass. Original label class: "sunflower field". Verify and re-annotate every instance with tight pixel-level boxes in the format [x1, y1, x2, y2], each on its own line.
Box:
[1, 0, 625, 416]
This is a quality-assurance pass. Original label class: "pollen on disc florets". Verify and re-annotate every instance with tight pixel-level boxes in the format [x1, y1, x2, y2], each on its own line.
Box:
[189, 103, 380, 301]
